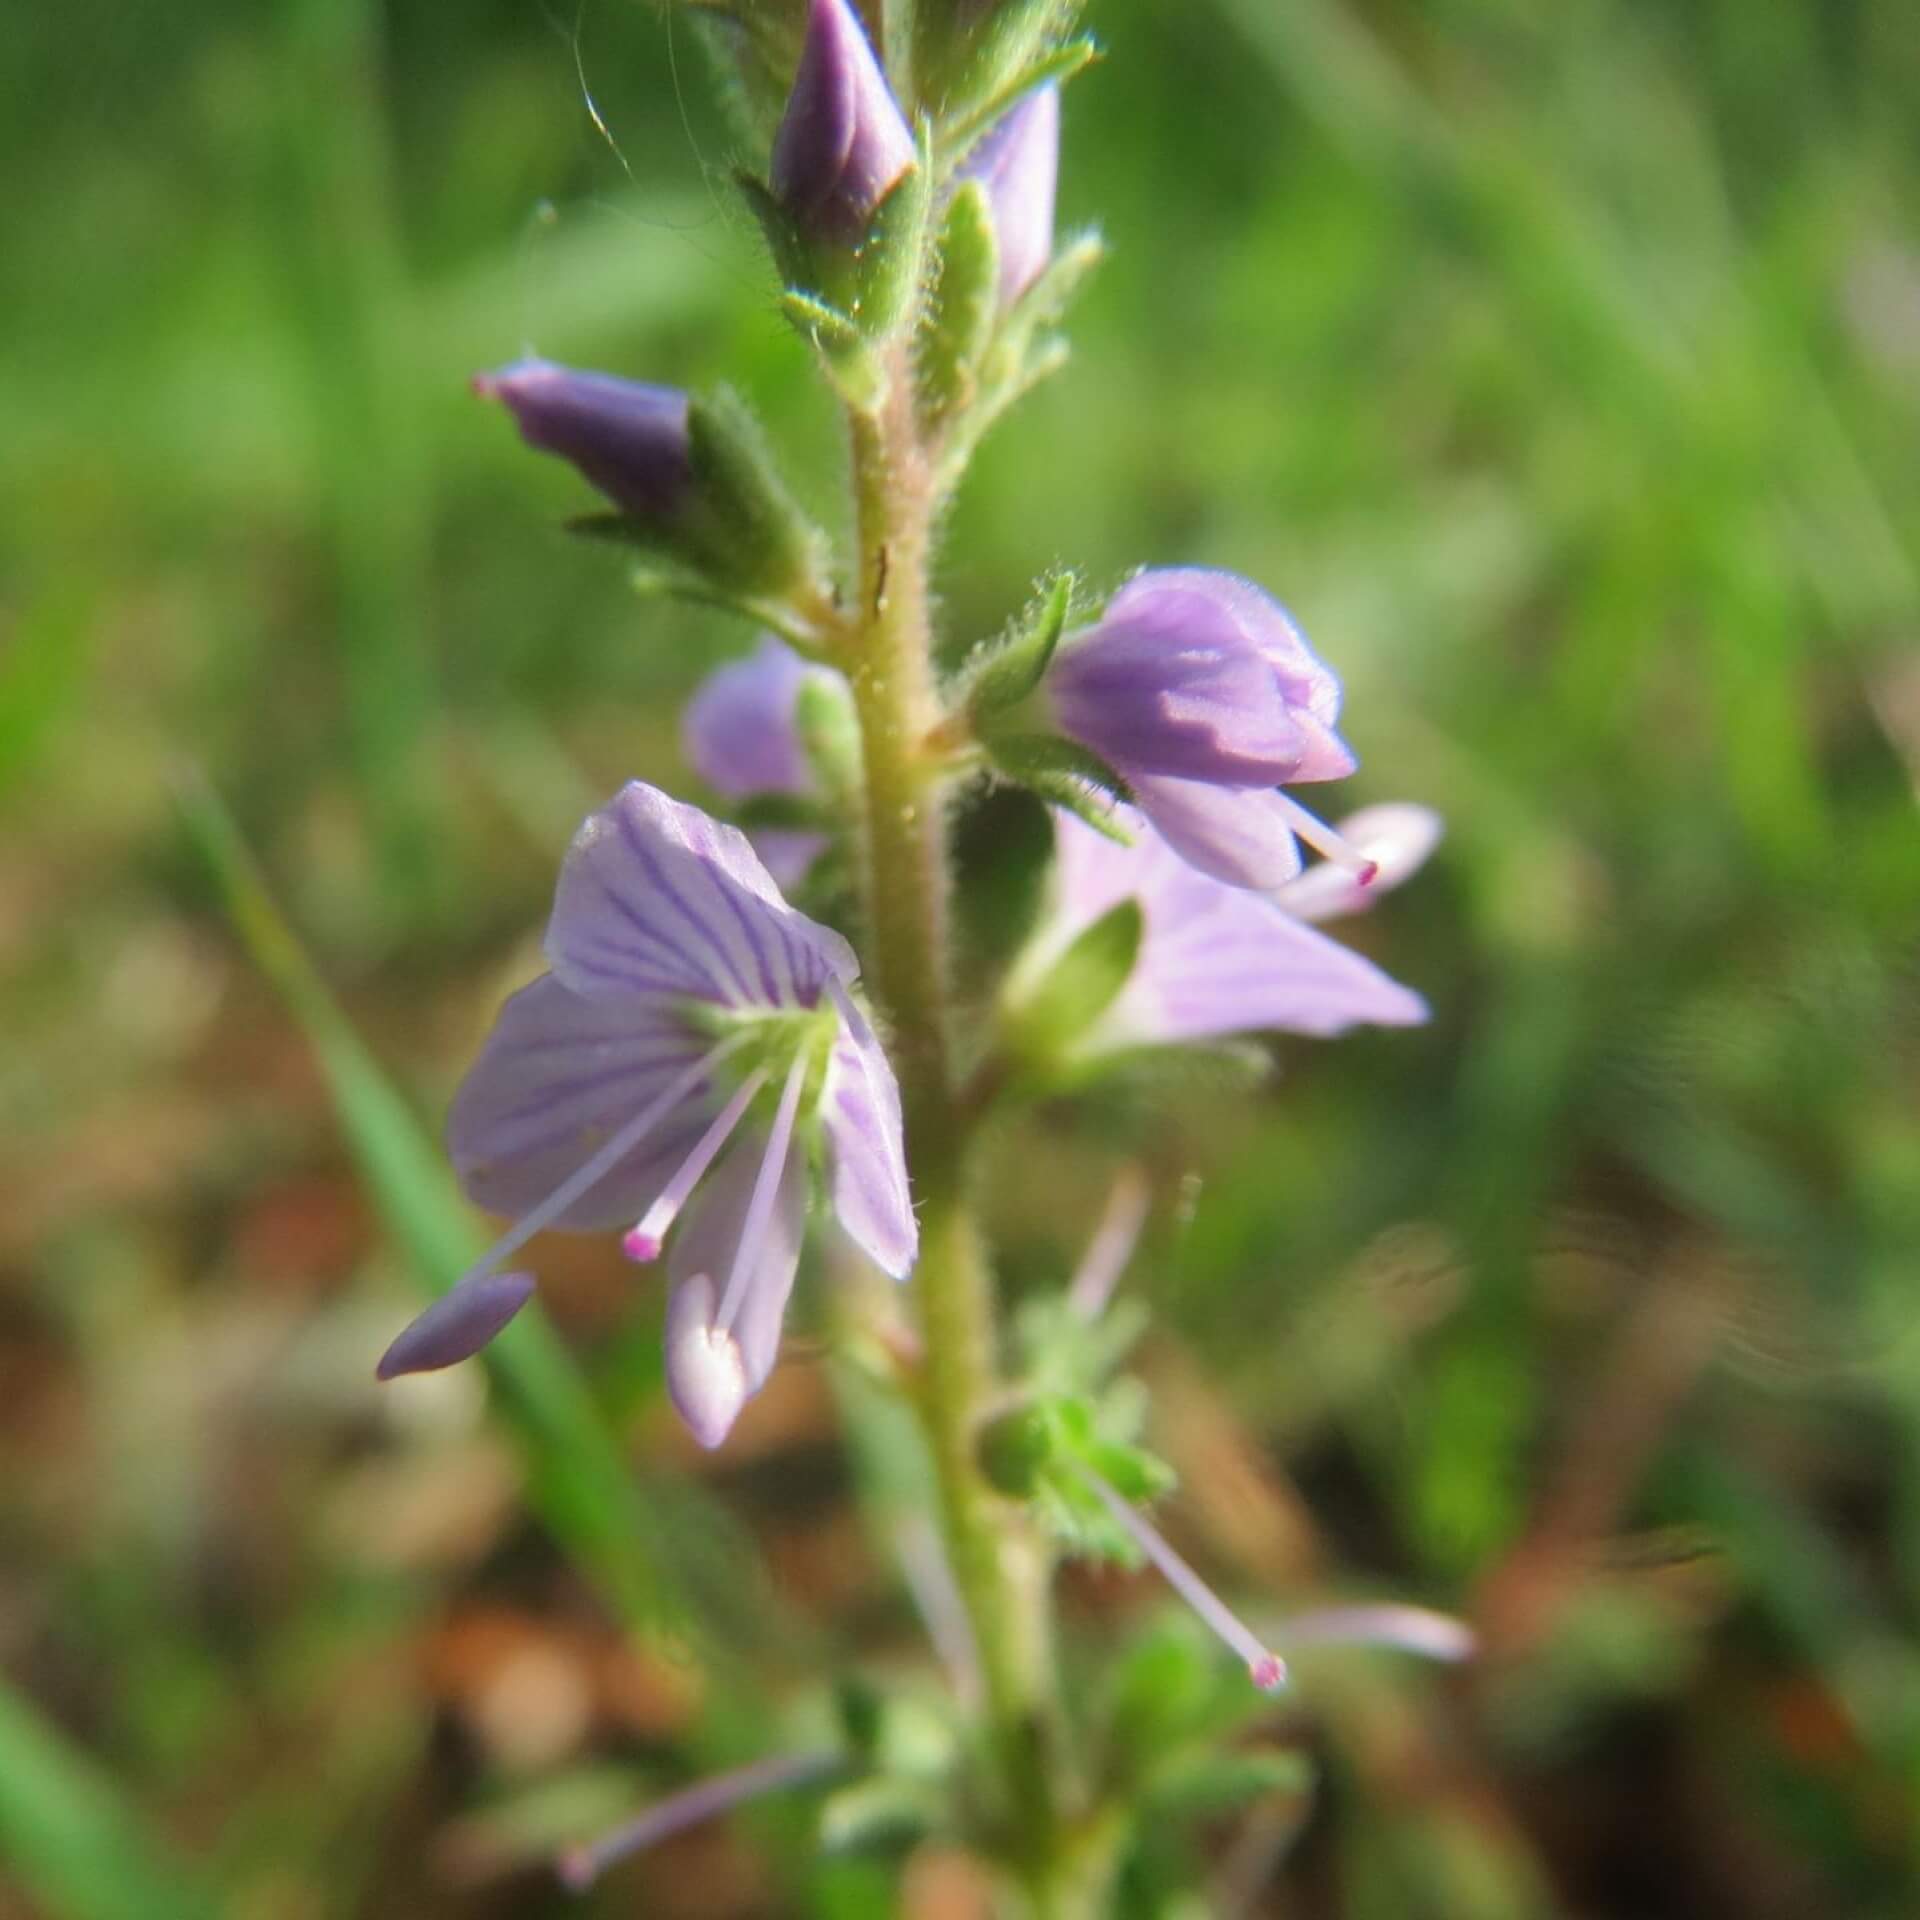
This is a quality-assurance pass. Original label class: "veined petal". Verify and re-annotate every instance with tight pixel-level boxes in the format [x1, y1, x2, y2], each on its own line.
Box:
[548, 781, 857, 1011]
[1126, 774, 1307, 891]
[683, 637, 820, 800]
[1050, 808, 1427, 1048]
[1050, 616, 1307, 784]
[669, 1129, 808, 1391]
[820, 985, 916, 1278]
[446, 973, 714, 1230]
[664, 1273, 749, 1450]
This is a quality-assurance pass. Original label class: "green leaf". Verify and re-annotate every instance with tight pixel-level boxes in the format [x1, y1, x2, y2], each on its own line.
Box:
[962, 571, 1074, 719]
[174, 773, 786, 1656]
[780, 291, 890, 413]
[915, 181, 999, 428]
[0, 1682, 215, 1920]
[1005, 897, 1142, 1062]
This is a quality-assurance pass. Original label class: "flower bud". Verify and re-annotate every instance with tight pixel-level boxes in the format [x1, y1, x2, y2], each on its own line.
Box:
[475, 359, 691, 521]
[772, 0, 917, 243]
[376, 1270, 535, 1379]
[477, 362, 822, 596]
[958, 83, 1059, 305]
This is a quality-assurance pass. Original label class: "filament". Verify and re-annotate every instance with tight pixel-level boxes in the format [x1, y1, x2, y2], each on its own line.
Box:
[1268, 788, 1379, 884]
[623, 1066, 771, 1261]
[457, 1040, 738, 1291]
[715, 1048, 811, 1335]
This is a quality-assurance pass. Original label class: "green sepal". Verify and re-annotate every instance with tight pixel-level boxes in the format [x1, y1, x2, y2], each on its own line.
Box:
[1143, 1747, 1315, 1823]
[961, 571, 1073, 719]
[575, 386, 826, 602]
[684, 387, 822, 591]
[846, 126, 934, 341]
[985, 731, 1131, 833]
[817, 1778, 947, 1860]
[795, 667, 863, 801]
[686, 7, 808, 146]
[918, 5, 1093, 147]
[779, 291, 890, 413]
[737, 171, 815, 293]
[1004, 897, 1141, 1065]
[915, 180, 999, 428]
[730, 793, 827, 833]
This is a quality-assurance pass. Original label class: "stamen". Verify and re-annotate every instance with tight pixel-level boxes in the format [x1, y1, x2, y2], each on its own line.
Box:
[1268, 789, 1379, 885]
[1272, 1603, 1476, 1663]
[623, 1066, 771, 1262]
[556, 1750, 843, 1892]
[1074, 1463, 1287, 1693]
[714, 1048, 811, 1336]
[458, 1040, 739, 1293]
[1067, 1163, 1152, 1322]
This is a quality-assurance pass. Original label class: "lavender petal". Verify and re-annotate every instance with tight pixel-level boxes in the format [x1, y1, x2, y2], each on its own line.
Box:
[820, 988, 917, 1279]
[683, 636, 821, 800]
[377, 1270, 536, 1379]
[446, 973, 712, 1230]
[547, 782, 857, 1012]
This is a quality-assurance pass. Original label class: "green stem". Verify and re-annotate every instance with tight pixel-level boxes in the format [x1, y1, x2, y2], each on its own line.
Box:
[843, 366, 1064, 1894]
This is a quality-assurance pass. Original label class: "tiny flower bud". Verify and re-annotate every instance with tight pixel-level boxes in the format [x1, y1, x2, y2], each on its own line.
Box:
[959, 83, 1059, 305]
[475, 359, 691, 522]
[772, 0, 917, 243]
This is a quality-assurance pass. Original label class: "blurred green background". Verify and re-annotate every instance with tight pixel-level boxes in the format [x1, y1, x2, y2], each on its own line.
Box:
[4, 0, 1920, 1914]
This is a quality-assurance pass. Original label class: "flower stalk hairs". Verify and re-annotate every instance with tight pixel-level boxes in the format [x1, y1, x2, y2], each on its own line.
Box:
[379, 0, 1465, 1903]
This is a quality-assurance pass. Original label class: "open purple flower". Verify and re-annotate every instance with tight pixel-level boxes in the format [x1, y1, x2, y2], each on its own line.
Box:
[959, 83, 1059, 306]
[378, 782, 914, 1449]
[1020, 803, 1427, 1055]
[1044, 569, 1377, 891]
[772, 0, 918, 244]
[683, 636, 845, 890]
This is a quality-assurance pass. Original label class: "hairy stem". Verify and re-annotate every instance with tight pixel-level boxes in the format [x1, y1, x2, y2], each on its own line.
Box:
[844, 363, 1065, 1892]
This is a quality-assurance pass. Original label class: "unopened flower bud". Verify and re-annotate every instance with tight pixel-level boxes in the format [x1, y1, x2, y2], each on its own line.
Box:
[959, 83, 1059, 305]
[772, 0, 917, 243]
[475, 359, 691, 521]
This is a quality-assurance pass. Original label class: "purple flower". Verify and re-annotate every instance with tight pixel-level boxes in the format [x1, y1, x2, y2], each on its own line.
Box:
[474, 359, 691, 521]
[772, 0, 918, 243]
[1045, 569, 1374, 890]
[683, 636, 846, 890]
[959, 83, 1059, 305]
[379, 783, 914, 1449]
[1025, 803, 1427, 1053]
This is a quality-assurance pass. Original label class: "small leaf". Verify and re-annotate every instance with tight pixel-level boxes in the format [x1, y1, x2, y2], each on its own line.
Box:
[963, 571, 1074, 719]
[817, 1778, 945, 1860]
[781, 291, 891, 413]
[795, 668, 864, 801]
[1145, 1747, 1315, 1822]
[1006, 897, 1142, 1062]
[936, 27, 1101, 160]
[916, 180, 999, 427]
[737, 170, 813, 291]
